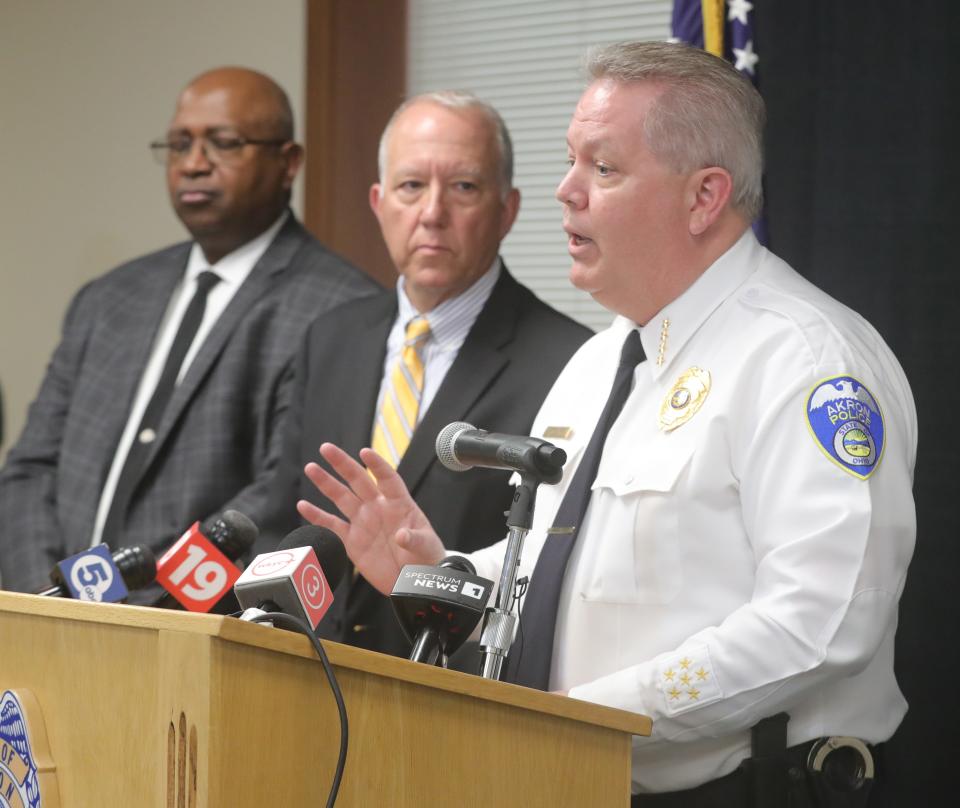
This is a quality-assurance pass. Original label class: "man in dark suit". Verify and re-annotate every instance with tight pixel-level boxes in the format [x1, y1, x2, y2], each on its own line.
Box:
[0, 67, 378, 595]
[265, 92, 590, 660]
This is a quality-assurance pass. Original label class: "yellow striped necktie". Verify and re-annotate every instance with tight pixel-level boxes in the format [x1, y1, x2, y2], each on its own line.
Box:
[371, 316, 431, 467]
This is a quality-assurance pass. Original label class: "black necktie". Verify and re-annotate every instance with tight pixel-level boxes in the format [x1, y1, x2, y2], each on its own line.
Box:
[101, 270, 221, 545]
[511, 329, 646, 689]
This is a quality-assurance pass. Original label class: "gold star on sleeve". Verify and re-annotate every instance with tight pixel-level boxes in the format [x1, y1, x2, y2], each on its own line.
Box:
[696, 667, 709, 681]
[679, 657, 692, 670]
[687, 688, 701, 700]
[663, 669, 676, 681]
[668, 687, 682, 700]
[679, 673, 692, 685]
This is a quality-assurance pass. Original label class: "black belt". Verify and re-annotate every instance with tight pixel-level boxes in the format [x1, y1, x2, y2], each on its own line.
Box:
[631, 738, 881, 808]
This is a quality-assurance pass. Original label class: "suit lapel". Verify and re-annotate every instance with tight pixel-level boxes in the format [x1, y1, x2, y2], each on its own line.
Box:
[82, 247, 187, 523]
[144, 217, 304, 469]
[397, 269, 523, 494]
[337, 297, 395, 455]
[105, 248, 188, 424]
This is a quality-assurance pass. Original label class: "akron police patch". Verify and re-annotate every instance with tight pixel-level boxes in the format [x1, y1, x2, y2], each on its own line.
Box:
[806, 376, 885, 479]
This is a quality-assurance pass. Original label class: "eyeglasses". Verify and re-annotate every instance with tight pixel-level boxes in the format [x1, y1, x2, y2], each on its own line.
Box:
[149, 134, 289, 165]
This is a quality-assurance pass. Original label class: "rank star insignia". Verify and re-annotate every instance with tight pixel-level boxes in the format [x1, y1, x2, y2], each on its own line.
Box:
[659, 368, 711, 431]
[658, 646, 722, 716]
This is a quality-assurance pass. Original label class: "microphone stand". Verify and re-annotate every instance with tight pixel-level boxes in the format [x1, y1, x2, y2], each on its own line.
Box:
[478, 474, 540, 680]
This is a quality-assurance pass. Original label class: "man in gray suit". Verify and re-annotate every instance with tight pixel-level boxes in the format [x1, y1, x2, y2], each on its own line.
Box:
[264, 92, 590, 661]
[0, 67, 379, 594]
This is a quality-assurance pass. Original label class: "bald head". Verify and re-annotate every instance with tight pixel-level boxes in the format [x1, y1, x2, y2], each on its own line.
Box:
[164, 66, 303, 264]
[178, 67, 294, 141]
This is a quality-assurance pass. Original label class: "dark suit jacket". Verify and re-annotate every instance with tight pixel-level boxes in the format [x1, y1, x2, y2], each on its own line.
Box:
[264, 266, 591, 660]
[0, 215, 380, 594]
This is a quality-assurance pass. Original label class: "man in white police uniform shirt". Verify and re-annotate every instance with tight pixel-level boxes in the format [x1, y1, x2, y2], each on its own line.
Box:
[296, 42, 917, 806]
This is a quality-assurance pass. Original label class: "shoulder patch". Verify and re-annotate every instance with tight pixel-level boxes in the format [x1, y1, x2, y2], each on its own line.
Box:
[806, 376, 885, 479]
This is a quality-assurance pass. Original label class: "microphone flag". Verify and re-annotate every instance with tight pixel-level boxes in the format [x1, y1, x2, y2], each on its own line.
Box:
[54, 544, 129, 602]
[234, 546, 334, 630]
[156, 521, 241, 612]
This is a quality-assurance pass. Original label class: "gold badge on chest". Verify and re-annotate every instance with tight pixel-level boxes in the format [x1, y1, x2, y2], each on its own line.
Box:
[659, 367, 712, 431]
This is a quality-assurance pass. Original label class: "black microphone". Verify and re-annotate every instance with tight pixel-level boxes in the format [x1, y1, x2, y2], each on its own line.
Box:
[390, 554, 493, 666]
[278, 525, 349, 589]
[235, 525, 348, 630]
[202, 510, 260, 559]
[435, 421, 566, 484]
[38, 544, 157, 599]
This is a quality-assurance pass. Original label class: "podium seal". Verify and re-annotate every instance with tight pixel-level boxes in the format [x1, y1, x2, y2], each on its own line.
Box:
[0, 690, 59, 808]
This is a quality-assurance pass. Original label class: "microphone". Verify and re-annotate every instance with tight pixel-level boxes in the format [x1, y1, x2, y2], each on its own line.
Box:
[390, 554, 493, 666]
[435, 421, 566, 483]
[154, 510, 258, 612]
[235, 527, 352, 808]
[234, 525, 348, 631]
[38, 544, 157, 602]
[201, 510, 259, 560]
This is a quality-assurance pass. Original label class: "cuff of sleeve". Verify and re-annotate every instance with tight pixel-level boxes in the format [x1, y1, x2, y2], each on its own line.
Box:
[568, 662, 650, 717]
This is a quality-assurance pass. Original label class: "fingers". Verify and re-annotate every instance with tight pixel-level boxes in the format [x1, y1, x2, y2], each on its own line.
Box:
[394, 527, 446, 565]
[358, 447, 414, 500]
[296, 499, 350, 538]
[303, 462, 362, 520]
[319, 443, 381, 500]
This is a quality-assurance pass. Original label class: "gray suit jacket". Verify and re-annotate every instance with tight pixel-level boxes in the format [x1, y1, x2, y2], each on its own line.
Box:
[262, 266, 592, 660]
[0, 214, 380, 593]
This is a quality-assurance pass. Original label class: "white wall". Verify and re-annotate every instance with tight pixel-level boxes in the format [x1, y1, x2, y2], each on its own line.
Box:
[0, 0, 306, 460]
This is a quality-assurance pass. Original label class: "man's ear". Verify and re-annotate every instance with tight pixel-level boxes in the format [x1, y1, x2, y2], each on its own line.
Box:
[280, 142, 305, 191]
[499, 188, 521, 239]
[369, 183, 383, 217]
[687, 167, 734, 236]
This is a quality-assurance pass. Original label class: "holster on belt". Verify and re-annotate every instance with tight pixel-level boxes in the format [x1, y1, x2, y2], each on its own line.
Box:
[742, 711, 790, 808]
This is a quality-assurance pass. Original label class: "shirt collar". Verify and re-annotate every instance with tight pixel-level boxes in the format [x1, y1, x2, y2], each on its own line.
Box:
[184, 210, 289, 288]
[395, 258, 501, 347]
[633, 229, 763, 379]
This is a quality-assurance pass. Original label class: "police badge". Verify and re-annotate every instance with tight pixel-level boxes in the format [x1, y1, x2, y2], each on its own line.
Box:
[659, 367, 711, 431]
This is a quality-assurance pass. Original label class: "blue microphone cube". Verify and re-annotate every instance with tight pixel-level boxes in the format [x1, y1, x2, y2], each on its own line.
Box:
[56, 545, 129, 602]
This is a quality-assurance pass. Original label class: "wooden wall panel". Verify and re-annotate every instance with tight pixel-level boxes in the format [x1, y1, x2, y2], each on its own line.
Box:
[305, 0, 406, 287]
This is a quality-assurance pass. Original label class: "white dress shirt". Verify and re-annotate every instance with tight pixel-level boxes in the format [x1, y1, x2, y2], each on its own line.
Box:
[470, 231, 917, 793]
[90, 213, 288, 546]
[374, 259, 500, 428]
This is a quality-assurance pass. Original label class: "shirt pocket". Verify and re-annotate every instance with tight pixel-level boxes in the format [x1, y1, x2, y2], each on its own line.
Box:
[578, 443, 694, 605]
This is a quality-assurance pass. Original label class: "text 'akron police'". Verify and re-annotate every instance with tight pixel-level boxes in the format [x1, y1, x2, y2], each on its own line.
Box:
[827, 398, 872, 426]
[406, 571, 467, 593]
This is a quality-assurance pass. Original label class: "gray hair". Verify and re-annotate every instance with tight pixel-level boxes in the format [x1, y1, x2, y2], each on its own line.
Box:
[586, 41, 765, 221]
[377, 90, 514, 197]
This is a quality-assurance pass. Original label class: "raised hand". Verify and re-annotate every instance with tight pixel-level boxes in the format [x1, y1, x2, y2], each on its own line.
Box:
[297, 443, 446, 595]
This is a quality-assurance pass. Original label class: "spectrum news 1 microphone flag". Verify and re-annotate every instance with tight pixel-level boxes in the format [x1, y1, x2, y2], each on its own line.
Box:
[671, 0, 768, 246]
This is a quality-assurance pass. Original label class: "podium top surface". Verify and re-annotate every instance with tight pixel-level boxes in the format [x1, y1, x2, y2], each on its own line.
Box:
[0, 591, 651, 737]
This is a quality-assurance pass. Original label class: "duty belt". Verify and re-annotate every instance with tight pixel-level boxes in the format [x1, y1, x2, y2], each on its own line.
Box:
[632, 713, 878, 808]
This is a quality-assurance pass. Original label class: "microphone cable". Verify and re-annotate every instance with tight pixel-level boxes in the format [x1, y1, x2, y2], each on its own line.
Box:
[247, 611, 348, 808]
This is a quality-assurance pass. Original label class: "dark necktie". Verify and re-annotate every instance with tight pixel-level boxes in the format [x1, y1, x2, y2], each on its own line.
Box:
[101, 270, 221, 545]
[511, 329, 646, 689]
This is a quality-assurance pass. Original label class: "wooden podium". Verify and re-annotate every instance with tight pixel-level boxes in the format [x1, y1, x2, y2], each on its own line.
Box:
[0, 592, 650, 806]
